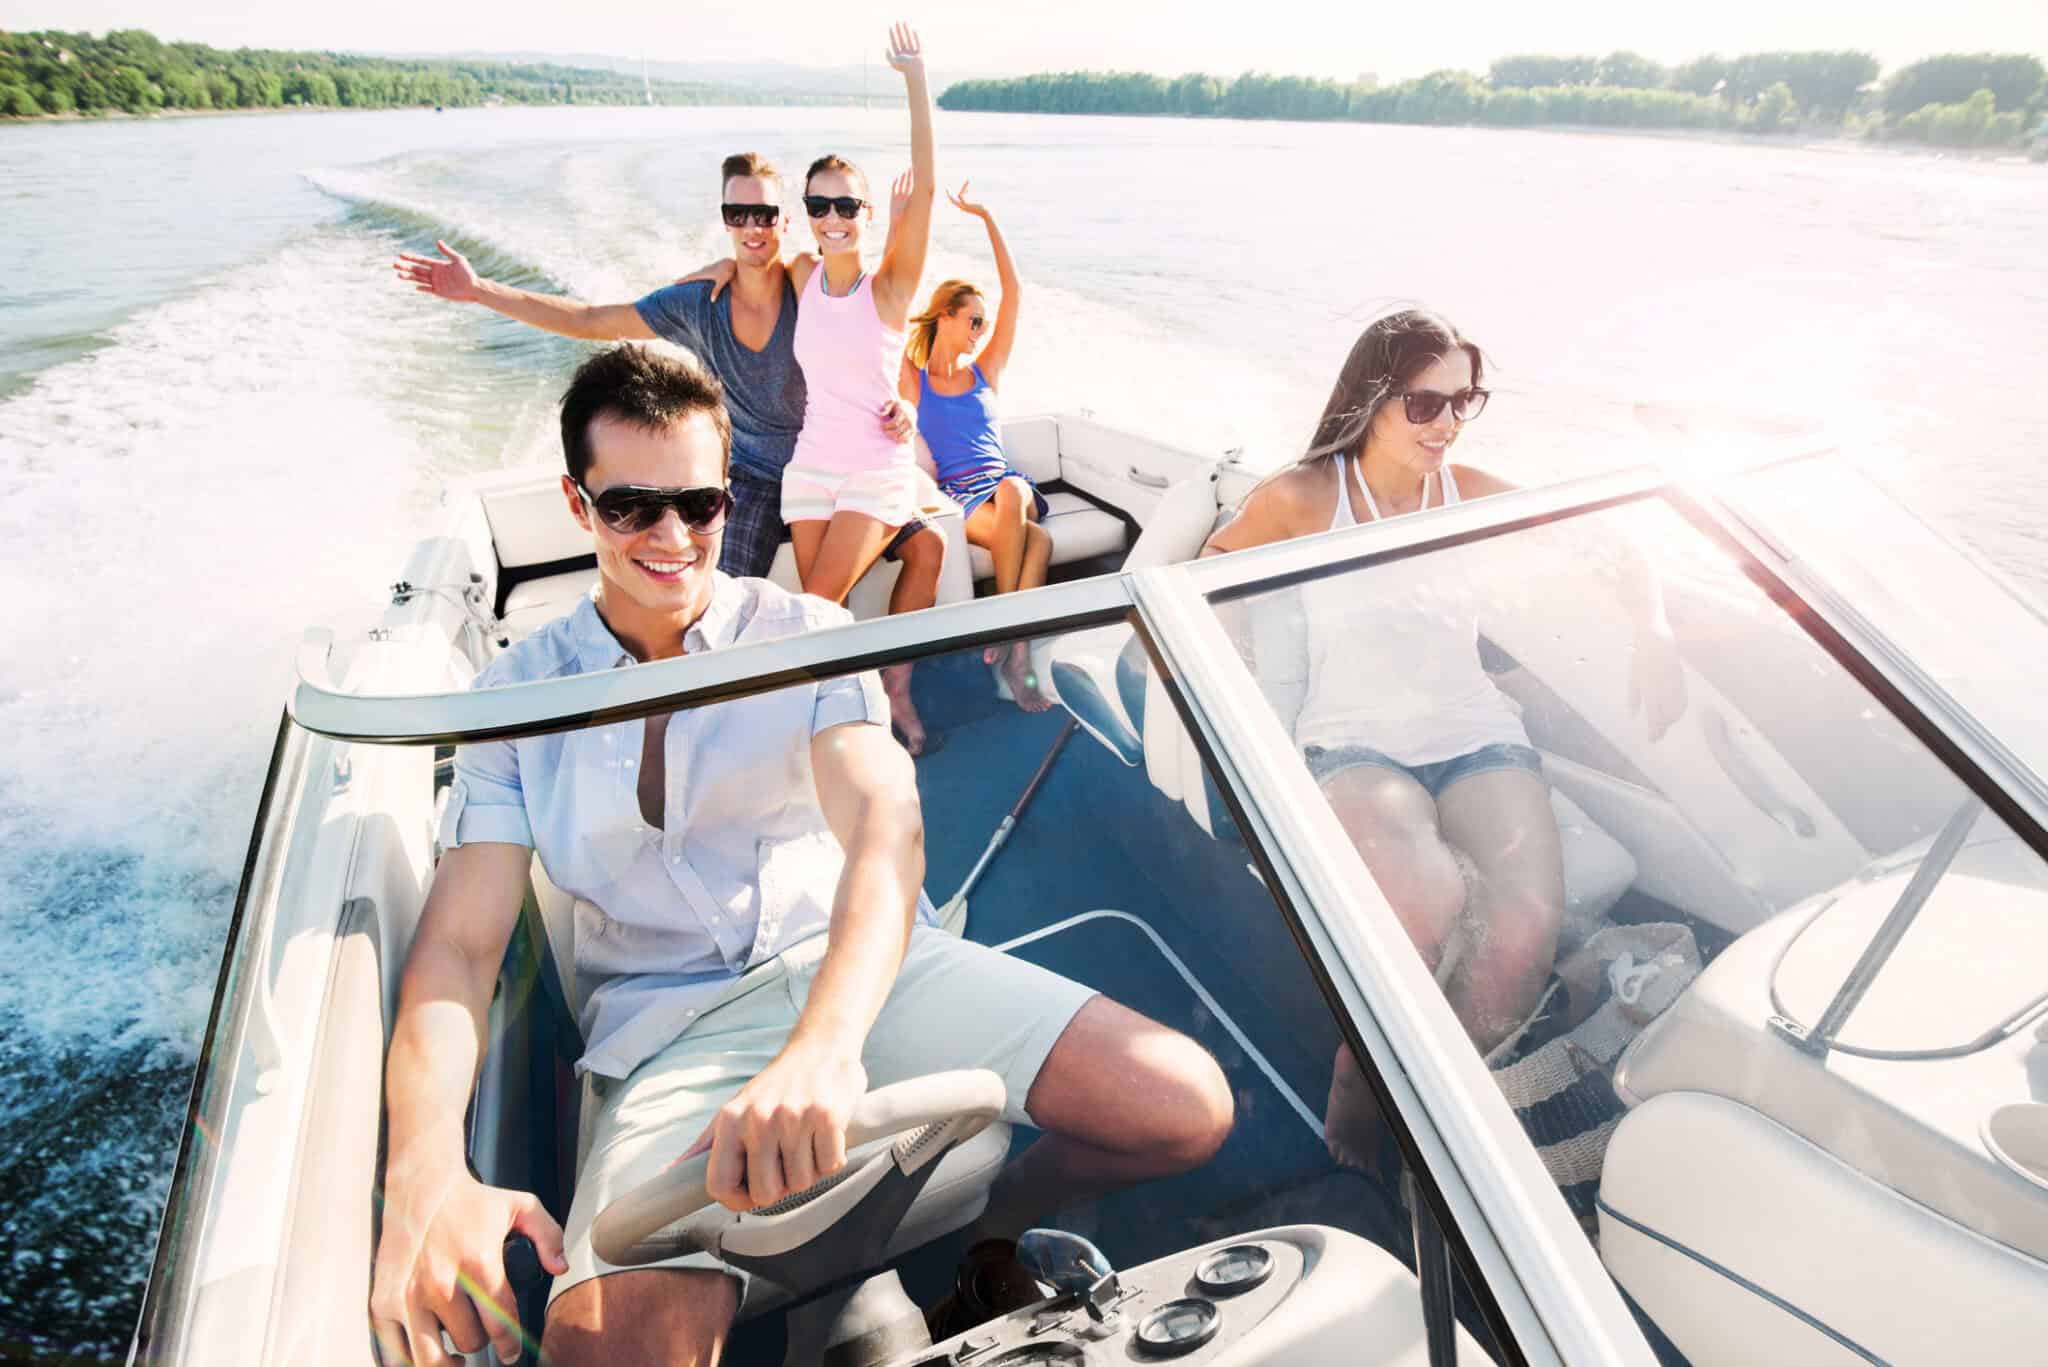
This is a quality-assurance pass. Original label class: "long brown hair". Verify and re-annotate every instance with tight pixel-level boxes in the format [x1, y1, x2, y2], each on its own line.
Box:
[1302, 308, 1485, 467]
[905, 280, 983, 370]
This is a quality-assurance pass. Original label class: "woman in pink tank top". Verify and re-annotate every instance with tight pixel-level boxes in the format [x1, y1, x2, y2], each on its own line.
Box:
[777, 22, 939, 605]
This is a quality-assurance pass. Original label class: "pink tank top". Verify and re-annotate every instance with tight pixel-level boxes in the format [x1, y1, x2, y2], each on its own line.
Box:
[789, 264, 912, 475]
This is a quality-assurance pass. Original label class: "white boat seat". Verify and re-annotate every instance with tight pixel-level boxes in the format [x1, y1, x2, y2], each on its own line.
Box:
[1029, 476, 1224, 767]
[518, 855, 1010, 1319]
[490, 502, 976, 647]
[500, 569, 599, 643]
[966, 488, 1130, 583]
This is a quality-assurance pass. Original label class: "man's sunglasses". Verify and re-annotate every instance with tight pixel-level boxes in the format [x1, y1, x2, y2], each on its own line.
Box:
[803, 194, 868, 220]
[577, 483, 734, 535]
[1396, 387, 1490, 424]
[720, 203, 780, 229]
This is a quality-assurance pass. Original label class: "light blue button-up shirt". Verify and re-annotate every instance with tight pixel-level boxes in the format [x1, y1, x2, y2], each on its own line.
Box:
[439, 573, 935, 1079]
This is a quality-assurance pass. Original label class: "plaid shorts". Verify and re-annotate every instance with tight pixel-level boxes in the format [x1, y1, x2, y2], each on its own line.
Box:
[721, 468, 938, 580]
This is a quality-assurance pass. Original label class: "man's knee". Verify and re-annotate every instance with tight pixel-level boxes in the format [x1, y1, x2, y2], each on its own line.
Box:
[544, 1266, 739, 1366]
[1164, 1036, 1236, 1167]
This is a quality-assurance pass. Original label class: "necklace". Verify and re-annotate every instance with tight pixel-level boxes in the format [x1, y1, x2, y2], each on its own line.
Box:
[824, 264, 865, 298]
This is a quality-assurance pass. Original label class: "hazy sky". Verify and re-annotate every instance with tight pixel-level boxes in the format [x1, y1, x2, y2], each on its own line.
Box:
[6, 0, 2044, 82]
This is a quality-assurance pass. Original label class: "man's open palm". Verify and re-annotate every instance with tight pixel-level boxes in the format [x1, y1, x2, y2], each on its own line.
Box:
[395, 239, 480, 303]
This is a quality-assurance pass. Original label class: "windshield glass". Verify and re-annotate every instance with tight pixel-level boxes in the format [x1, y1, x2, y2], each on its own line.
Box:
[1200, 491, 2048, 1361]
[1720, 455, 2048, 803]
[190, 597, 1521, 1367]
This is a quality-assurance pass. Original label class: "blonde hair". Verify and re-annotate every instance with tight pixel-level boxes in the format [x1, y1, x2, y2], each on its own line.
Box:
[905, 280, 984, 370]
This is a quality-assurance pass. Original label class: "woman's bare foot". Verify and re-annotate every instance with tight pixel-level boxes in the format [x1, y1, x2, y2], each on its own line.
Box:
[1324, 1042, 1387, 1173]
[882, 663, 928, 756]
[1003, 642, 1051, 713]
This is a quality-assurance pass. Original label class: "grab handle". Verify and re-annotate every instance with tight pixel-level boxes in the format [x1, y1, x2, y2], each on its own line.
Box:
[1128, 466, 1169, 489]
[1703, 709, 1816, 838]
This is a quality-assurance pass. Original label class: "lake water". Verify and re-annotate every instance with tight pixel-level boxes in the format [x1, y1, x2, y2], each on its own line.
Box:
[0, 103, 2043, 1357]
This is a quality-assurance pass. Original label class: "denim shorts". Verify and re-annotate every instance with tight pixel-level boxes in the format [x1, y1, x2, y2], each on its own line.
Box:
[1303, 741, 1544, 799]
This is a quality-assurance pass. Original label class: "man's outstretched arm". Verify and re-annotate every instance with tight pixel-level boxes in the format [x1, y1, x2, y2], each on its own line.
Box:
[395, 239, 654, 342]
[687, 718, 925, 1212]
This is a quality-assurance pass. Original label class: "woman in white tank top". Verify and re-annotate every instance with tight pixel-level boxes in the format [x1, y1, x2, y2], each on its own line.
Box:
[1203, 308, 1575, 1166]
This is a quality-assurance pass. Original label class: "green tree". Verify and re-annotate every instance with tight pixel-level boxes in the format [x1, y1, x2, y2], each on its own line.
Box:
[1744, 81, 1798, 133]
[1489, 54, 1596, 88]
[1668, 55, 1728, 96]
[108, 64, 161, 112]
[1595, 51, 1666, 89]
[2, 82, 43, 116]
[1881, 53, 2044, 114]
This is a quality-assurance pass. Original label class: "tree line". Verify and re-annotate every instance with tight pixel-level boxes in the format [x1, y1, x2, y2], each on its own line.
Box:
[0, 28, 829, 119]
[937, 50, 2048, 152]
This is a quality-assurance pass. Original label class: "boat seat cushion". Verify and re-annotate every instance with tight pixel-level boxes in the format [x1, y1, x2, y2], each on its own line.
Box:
[500, 569, 600, 643]
[967, 490, 1128, 583]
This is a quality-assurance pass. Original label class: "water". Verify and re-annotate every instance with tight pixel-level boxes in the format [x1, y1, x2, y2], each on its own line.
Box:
[1, 103, 2043, 1356]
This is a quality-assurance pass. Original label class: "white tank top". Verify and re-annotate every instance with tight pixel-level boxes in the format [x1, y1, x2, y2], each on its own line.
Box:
[1290, 454, 1529, 766]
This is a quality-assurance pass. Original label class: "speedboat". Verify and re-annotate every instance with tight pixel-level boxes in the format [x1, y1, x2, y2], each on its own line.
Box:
[129, 414, 2048, 1365]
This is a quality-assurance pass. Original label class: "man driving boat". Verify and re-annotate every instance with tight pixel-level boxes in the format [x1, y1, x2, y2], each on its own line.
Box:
[369, 345, 1234, 1367]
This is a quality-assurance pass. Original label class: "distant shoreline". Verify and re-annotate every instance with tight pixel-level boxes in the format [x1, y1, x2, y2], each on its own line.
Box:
[0, 97, 891, 129]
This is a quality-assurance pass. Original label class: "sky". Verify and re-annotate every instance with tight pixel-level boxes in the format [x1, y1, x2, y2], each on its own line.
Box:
[5, 0, 2045, 83]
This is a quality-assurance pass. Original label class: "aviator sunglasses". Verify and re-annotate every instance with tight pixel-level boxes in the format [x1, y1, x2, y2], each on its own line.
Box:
[1395, 387, 1490, 425]
[577, 482, 734, 535]
[720, 203, 780, 229]
[803, 194, 868, 219]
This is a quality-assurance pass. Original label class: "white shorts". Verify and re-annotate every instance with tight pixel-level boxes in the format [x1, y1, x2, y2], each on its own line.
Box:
[549, 926, 1097, 1308]
[780, 460, 922, 526]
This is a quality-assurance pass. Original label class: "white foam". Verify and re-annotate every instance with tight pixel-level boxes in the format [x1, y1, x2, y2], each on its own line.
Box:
[0, 227, 490, 1056]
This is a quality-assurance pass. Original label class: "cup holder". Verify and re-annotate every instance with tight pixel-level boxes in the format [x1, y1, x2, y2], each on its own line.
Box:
[1983, 1102, 2048, 1190]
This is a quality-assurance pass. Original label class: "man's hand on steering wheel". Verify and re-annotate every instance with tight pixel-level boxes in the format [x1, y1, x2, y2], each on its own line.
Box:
[684, 1043, 869, 1211]
[369, 1151, 566, 1366]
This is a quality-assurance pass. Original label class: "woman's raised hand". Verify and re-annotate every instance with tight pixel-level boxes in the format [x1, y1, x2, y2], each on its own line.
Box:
[884, 22, 924, 77]
[946, 180, 991, 220]
[889, 169, 915, 224]
[394, 239, 479, 303]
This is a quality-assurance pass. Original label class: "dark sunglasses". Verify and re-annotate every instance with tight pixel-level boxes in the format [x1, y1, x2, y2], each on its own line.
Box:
[803, 194, 868, 220]
[964, 315, 986, 332]
[577, 483, 733, 535]
[1397, 387, 1490, 424]
[720, 203, 780, 229]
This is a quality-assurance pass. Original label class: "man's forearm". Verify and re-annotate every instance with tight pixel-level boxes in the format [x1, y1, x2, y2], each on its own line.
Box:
[471, 278, 634, 341]
[383, 940, 495, 1164]
[786, 828, 922, 1054]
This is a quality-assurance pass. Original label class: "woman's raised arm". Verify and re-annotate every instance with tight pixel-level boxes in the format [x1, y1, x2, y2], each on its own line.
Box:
[875, 23, 936, 323]
[949, 182, 1021, 388]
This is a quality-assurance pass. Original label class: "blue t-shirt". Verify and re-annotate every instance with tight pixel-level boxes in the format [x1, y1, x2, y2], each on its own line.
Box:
[635, 279, 804, 481]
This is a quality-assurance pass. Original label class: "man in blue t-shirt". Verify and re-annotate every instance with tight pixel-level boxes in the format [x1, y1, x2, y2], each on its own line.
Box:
[395, 151, 935, 585]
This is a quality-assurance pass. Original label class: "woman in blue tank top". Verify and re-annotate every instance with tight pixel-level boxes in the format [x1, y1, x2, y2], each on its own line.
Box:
[897, 184, 1053, 708]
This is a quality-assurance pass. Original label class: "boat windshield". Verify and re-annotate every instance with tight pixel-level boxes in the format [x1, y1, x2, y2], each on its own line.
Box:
[1191, 483, 2048, 1360]
[230, 597, 1535, 1366]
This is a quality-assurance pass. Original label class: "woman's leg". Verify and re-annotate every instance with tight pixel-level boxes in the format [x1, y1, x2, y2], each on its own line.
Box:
[998, 518, 1058, 709]
[982, 478, 1034, 595]
[1317, 762, 1467, 1167]
[788, 517, 828, 588]
[881, 526, 946, 755]
[800, 510, 894, 605]
[1435, 769, 1566, 1055]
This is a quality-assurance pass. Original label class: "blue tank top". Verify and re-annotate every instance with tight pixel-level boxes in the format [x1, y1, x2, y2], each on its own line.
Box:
[917, 365, 1007, 486]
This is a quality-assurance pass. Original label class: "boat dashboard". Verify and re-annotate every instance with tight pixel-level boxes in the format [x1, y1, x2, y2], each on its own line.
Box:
[896, 1226, 1481, 1367]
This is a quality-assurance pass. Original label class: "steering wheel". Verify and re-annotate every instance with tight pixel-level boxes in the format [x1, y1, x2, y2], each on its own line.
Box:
[591, 1069, 1007, 1269]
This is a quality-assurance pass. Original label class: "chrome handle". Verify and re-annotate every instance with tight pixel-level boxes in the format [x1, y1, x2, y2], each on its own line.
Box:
[1128, 466, 1169, 489]
[1703, 709, 1816, 838]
